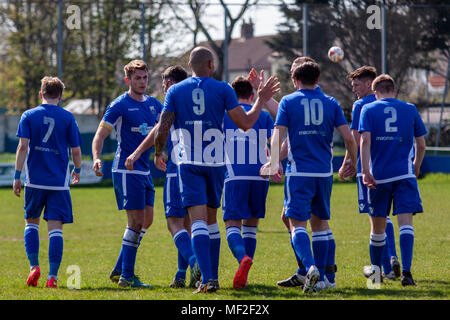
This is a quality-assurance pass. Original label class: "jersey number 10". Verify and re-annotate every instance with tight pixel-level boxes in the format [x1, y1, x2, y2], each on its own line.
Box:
[301, 98, 324, 126]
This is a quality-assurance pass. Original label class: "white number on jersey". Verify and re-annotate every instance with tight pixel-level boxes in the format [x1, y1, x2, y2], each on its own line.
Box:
[42, 116, 55, 143]
[384, 107, 398, 133]
[301, 98, 324, 126]
[192, 88, 205, 116]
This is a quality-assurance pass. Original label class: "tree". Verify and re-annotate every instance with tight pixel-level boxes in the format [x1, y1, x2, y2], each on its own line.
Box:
[167, 0, 258, 81]
[267, 0, 448, 116]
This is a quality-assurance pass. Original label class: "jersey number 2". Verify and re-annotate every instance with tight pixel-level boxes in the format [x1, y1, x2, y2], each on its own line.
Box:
[384, 107, 398, 133]
[42, 116, 55, 143]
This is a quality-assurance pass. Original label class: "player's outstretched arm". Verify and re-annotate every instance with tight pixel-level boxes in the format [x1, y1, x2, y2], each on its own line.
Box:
[413, 135, 426, 178]
[228, 76, 280, 131]
[92, 123, 112, 177]
[125, 123, 160, 171]
[360, 131, 376, 189]
[13, 138, 29, 197]
[248, 68, 279, 118]
[154, 110, 174, 171]
[71, 146, 82, 184]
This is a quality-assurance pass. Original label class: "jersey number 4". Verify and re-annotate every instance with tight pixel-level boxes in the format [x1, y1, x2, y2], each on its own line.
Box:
[42, 116, 55, 143]
[301, 98, 323, 126]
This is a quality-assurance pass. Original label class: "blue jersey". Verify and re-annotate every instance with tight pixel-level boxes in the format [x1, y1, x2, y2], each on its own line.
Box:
[16, 104, 82, 190]
[223, 104, 274, 180]
[275, 89, 347, 176]
[359, 98, 427, 183]
[350, 94, 376, 175]
[163, 77, 240, 166]
[102, 92, 162, 174]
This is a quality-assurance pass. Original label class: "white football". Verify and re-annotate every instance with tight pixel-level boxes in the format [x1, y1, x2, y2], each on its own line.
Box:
[328, 46, 344, 63]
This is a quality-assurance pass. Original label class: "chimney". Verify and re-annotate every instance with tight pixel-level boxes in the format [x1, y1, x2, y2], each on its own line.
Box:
[241, 18, 254, 40]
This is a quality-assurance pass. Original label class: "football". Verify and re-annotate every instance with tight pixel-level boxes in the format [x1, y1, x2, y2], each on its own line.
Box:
[328, 46, 344, 63]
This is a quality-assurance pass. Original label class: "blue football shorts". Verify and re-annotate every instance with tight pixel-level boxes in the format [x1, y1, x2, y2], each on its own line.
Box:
[164, 173, 188, 219]
[112, 172, 155, 211]
[368, 178, 423, 218]
[222, 178, 269, 221]
[357, 176, 370, 214]
[24, 186, 73, 224]
[178, 164, 226, 209]
[284, 175, 333, 221]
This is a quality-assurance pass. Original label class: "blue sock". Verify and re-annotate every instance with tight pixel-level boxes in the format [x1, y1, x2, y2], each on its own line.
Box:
[289, 231, 307, 276]
[399, 225, 414, 272]
[208, 223, 221, 280]
[382, 232, 392, 274]
[242, 225, 257, 259]
[175, 253, 188, 280]
[370, 233, 386, 272]
[326, 230, 336, 283]
[292, 227, 315, 271]
[114, 228, 146, 273]
[385, 217, 397, 258]
[312, 230, 329, 281]
[24, 223, 39, 268]
[121, 227, 140, 279]
[173, 229, 196, 269]
[191, 220, 212, 284]
[48, 229, 63, 279]
[226, 226, 246, 263]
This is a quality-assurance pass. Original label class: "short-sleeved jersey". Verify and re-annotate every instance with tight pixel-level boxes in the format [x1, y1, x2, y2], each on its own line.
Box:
[275, 89, 347, 176]
[350, 94, 376, 175]
[223, 103, 274, 180]
[16, 104, 82, 190]
[358, 98, 427, 183]
[163, 77, 240, 166]
[102, 92, 163, 174]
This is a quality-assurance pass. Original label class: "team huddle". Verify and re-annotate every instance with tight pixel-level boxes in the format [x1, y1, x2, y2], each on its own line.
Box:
[13, 46, 426, 294]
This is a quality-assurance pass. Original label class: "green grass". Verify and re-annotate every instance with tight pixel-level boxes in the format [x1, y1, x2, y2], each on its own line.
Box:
[0, 174, 449, 300]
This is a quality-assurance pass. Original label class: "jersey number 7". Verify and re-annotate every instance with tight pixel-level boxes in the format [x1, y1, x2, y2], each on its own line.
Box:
[42, 116, 55, 143]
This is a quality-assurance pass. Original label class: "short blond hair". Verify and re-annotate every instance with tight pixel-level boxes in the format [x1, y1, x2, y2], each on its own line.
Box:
[41, 76, 65, 99]
[124, 60, 148, 79]
[372, 74, 395, 93]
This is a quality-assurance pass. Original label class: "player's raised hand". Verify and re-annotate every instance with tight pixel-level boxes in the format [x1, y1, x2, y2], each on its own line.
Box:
[248, 68, 263, 90]
[257, 75, 280, 103]
[362, 172, 376, 190]
[92, 158, 103, 177]
[154, 153, 167, 172]
[13, 179, 21, 197]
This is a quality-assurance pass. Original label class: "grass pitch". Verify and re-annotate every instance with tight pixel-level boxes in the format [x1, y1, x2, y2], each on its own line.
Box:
[0, 174, 449, 300]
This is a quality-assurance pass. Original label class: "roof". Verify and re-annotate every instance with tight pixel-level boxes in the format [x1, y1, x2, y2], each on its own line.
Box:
[199, 35, 276, 72]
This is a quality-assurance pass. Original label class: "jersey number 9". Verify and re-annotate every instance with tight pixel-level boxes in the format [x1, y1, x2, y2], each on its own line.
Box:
[192, 88, 205, 116]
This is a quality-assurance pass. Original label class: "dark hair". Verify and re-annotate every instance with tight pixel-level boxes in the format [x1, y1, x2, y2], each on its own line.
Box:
[293, 61, 320, 85]
[231, 76, 253, 100]
[348, 66, 377, 81]
[41, 76, 65, 99]
[162, 65, 188, 83]
[372, 74, 395, 93]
